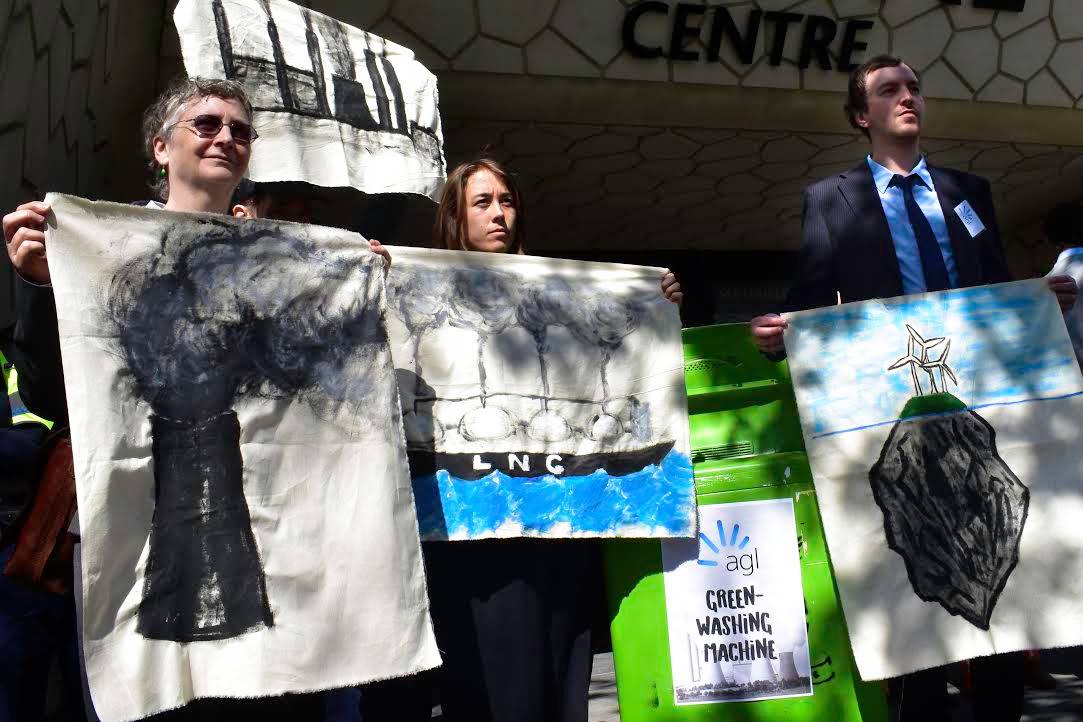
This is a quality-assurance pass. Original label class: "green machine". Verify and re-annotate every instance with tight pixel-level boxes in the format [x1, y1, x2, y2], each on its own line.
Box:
[603, 324, 888, 721]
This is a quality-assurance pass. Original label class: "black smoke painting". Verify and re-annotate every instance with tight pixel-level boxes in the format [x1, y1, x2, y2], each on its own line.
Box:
[43, 194, 438, 722]
[384, 247, 695, 541]
[784, 282, 1083, 682]
[109, 217, 387, 642]
[175, 0, 445, 199]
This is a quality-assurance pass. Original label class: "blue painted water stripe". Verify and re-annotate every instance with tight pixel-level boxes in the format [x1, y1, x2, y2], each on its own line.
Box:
[811, 390, 1083, 439]
[413, 449, 695, 537]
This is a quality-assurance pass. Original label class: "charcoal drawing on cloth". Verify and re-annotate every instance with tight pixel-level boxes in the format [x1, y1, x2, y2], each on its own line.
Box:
[784, 281, 1083, 681]
[385, 246, 696, 540]
[43, 194, 438, 722]
[175, 0, 445, 198]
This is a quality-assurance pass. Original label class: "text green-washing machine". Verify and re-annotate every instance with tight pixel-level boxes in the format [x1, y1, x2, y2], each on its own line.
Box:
[603, 323, 888, 721]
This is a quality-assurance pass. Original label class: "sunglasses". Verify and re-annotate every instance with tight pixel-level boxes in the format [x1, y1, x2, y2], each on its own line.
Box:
[168, 114, 259, 143]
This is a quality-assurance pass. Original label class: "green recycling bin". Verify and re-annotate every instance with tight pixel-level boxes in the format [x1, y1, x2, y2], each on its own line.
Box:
[603, 323, 888, 721]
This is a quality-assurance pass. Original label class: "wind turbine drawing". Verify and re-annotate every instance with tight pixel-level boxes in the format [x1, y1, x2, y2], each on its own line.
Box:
[888, 324, 956, 395]
[922, 340, 958, 394]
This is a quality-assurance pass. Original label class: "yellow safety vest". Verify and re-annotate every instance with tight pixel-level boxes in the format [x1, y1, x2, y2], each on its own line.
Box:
[1, 350, 53, 429]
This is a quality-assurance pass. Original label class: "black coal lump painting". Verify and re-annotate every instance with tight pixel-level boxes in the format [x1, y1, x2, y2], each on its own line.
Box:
[869, 325, 1028, 630]
[108, 216, 386, 642]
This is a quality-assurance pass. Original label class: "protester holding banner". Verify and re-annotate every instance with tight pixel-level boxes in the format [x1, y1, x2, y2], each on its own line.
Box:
[749, 55, 1076, 722]
[353, 158, 597, 722]
[360, 158, 683, 722]
[2, 76, 340, 721]
[3, 76, 258, 424]
[1045, 203, 1083, 365]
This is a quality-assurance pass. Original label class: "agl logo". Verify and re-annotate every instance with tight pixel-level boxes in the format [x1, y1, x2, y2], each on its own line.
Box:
[698, 519, 760, 577]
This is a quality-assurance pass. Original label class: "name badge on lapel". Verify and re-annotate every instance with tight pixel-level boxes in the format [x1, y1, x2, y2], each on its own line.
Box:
[954, 201, 986, 237]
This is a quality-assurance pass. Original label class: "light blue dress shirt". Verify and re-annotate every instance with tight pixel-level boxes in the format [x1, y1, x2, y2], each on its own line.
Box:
[867, 155, 959, 293]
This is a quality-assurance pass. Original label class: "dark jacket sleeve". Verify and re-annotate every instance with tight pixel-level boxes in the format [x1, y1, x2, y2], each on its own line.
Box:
[973, 175, 1012, 285]
[782, 186, 838, 314]
[9, 277, 68, 427]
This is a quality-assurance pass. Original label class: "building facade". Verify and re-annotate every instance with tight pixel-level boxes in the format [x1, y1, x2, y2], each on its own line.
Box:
[2, 0, 1081, 324]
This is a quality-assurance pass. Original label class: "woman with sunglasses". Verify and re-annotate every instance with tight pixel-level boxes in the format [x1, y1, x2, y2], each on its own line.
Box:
[2, 77, 329, 721]
[3, 76, 258, 425]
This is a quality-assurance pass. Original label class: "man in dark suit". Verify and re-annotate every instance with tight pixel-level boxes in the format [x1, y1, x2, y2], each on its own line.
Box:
[750, 54, 1077, 722]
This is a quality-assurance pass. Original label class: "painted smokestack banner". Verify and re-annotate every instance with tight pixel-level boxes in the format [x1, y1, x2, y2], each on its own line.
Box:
[384, 246, 695, 540]
[174, 0, 445, 199]
[662, 498, 813, 705]
[42, 195, 439, 721]
[784, 280, 1083, 681]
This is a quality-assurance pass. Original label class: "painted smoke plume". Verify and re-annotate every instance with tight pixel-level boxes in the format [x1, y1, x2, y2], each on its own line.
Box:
[390, 264, 651, 445]
[109, 217, 386, 642]
[516, 278, 577, 441]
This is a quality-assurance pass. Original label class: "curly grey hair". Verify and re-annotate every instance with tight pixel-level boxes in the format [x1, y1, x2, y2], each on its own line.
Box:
[142, 76, 254, 201]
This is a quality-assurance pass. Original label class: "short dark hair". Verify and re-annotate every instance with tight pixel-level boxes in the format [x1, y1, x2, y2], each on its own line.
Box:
[142, 76, 253, 200]
[1043, 203, 1083, 247]
[844, 54, 911, 138]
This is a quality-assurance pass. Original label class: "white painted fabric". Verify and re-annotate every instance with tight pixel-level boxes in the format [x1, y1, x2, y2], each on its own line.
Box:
[45, 194, 438, 721]
[784, 280, 1083, 680]
[174, 0, 445, 199]
[384, 246, 696, 540]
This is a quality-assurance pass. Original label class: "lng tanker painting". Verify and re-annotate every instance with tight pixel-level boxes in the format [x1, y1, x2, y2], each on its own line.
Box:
[384, 247, 695, 540]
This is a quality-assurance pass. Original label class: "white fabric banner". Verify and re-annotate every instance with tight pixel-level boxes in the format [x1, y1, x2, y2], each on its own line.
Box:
[384, 246, 696, 540]
[785, 280, 1083, 680]
[45, 194, 439, 721]
[174, 0, 445, 199]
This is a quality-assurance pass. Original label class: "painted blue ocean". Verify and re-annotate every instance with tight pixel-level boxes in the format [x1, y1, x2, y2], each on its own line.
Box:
[412, 448, 695, 538]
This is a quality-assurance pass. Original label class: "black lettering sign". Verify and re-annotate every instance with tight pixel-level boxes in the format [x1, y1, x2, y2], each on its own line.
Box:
[622, 0, 668, 59]
[621, 2, 874, 75]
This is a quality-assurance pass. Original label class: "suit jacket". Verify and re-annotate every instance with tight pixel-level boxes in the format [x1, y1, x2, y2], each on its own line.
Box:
[783, 160, 1012, 313]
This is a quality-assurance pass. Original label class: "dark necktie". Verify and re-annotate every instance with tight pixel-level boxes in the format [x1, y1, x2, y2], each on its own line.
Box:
[889, 174, 951, 292]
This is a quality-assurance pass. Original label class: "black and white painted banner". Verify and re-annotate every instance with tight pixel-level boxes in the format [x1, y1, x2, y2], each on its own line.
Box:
[174, 0, 446, 199]
[785, 282, 1083, 680]
[45, 195, 439, 721]
[384, 246, 696, 540]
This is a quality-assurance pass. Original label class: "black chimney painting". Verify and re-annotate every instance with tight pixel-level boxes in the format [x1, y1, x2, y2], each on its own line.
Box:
[174, 0, 446, 199]
[108, 216, 388, 643]
[42, 194, 441, 722]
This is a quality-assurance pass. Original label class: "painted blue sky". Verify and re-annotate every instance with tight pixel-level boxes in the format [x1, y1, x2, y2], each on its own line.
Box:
[785, 281, 1083, 438]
